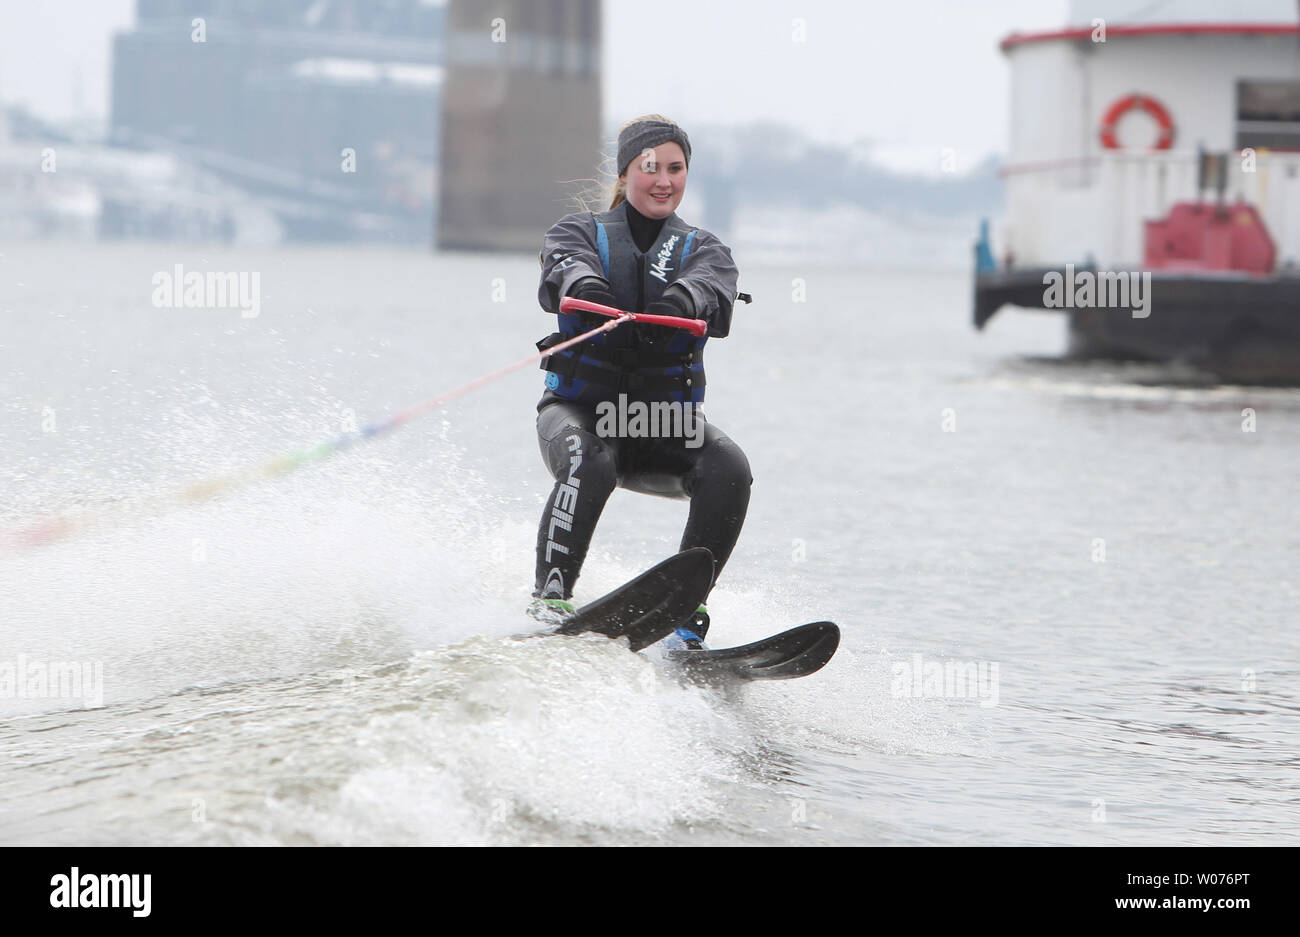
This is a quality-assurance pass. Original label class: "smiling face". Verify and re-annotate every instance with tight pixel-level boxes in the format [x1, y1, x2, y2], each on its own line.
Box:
[621, 141, 687, 219]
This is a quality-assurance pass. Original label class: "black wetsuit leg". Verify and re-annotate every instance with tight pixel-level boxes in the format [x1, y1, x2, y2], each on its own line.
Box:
[533, 398, 752, 600]
[620, 418, 752, 591]
[533, 400, 620, 600]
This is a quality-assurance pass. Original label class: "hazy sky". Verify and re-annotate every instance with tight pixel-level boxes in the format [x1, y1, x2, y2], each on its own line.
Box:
[606, 0, 1066, 170]
[0, 0, 1068, 171]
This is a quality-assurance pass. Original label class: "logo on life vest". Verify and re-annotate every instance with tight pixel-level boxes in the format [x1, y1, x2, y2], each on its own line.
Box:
[648, 235, 680, 283]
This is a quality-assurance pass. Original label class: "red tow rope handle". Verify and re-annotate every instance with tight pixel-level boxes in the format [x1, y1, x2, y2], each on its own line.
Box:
[559, 297, 709, 337]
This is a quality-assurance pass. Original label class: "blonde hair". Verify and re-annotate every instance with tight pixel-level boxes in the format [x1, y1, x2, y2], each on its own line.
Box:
[565, 113, 684, 213]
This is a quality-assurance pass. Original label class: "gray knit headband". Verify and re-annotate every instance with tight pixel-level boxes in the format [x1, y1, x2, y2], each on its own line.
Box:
[617, 119, 692, 175]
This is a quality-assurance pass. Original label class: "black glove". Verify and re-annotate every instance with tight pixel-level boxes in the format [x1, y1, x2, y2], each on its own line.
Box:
[570, 276, 618, 308]
[568, 277, 619, 330]
[638, 287, 698, 350]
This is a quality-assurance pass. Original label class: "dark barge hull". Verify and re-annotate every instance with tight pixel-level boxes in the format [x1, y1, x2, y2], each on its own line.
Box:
[974, 267, 1300, 383]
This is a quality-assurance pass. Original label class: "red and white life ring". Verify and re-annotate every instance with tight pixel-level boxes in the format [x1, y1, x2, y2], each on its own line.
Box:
[1099, 94, 1175, 150]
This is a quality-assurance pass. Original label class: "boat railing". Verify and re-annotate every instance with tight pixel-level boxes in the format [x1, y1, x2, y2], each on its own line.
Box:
[998, 149, 1300, 270]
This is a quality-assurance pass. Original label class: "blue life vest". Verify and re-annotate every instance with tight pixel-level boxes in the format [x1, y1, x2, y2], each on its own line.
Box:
[539, 208, 707, 405]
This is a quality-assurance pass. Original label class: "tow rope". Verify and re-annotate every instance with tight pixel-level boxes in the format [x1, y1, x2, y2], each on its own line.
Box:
[3, 300, 703, 553]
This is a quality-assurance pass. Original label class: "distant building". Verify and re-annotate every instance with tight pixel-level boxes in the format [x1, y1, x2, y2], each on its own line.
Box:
[437, 0, 601, 251]
[110, 0, 444, 242]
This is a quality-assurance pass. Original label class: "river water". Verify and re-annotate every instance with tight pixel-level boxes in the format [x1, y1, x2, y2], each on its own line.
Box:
[1, 241, 1296, 845]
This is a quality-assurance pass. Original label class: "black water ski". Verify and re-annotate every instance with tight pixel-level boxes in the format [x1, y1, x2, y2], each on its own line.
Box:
[556, 547, 713, 651]
[666, 621, 840, 681]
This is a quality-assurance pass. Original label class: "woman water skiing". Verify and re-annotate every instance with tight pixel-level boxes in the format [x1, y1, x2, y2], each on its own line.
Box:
[530, 115, 751, 647]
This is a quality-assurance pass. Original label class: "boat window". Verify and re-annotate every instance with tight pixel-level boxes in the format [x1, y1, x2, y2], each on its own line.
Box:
[1236, 80, 1300, 150]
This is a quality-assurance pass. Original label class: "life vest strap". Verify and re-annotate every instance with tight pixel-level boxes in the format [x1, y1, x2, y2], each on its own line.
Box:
[539, 352, 705, 394]
[535, 332, 580, 379]
[568, 341, 692, 369]
[536, 331, 700, 370]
